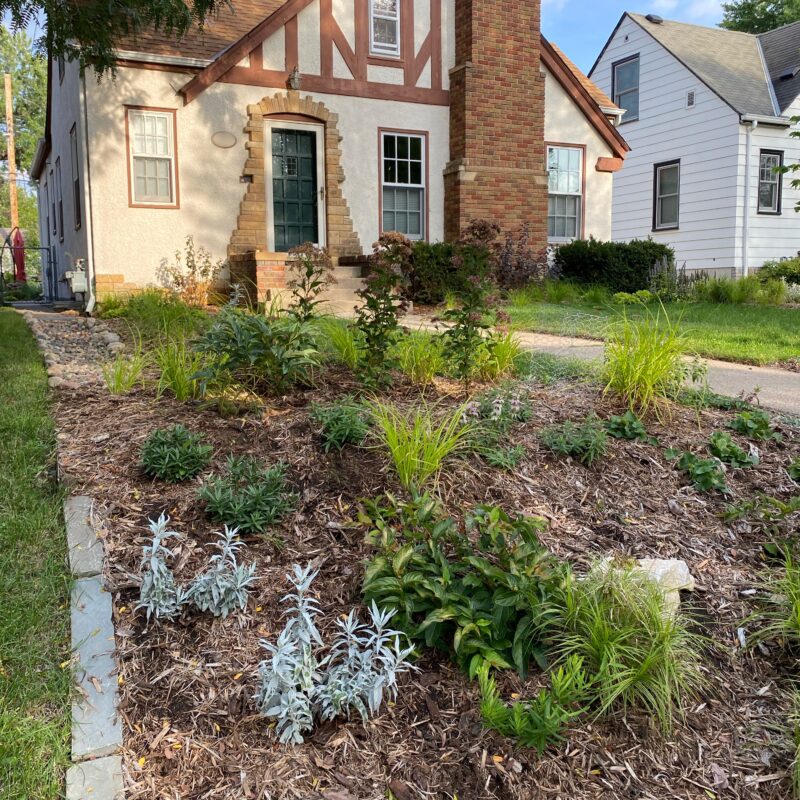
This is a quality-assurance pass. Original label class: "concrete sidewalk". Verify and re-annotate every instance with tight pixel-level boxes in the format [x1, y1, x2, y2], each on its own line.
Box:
[401, 315, 800, 417]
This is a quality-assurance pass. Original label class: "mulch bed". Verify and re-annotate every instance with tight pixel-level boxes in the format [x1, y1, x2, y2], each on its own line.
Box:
[52, 359, 800, 800]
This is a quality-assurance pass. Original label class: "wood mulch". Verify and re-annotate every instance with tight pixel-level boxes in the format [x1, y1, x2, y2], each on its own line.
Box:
[51, 357, 800, 800]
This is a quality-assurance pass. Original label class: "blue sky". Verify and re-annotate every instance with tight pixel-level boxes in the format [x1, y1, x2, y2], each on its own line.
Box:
[542, 1, 725, 73]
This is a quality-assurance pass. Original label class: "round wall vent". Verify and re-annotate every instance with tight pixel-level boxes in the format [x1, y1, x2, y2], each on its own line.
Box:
[211, 131, 237, 149]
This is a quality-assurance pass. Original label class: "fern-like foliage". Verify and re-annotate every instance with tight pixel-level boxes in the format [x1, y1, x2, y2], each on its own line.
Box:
[137, 513, 187, 622]
[188, 527, 257, 618]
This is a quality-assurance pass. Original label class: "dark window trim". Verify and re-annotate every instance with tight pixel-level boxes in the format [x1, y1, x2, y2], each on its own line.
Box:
[757, 148, 783, 215]
[611, 53, 640, 125]
[70, 124, 82, 230]
[652, 159, 680, 232]
[55, 157, 64, 242]
[57, 56, 65, 83]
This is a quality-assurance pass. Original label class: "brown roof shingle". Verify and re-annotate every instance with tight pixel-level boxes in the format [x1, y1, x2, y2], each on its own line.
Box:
[547, 40, 620, 112]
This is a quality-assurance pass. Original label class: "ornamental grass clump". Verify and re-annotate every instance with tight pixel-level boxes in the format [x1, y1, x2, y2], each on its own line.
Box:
[140, 424, 213, 483]
[137, 514, 187, 622]
[198, 455, 296, 534]
[392, 329, 446, 386]
[748, 552, 800, 650]
[187, 527, 257, 618]
[369, 399, 475, 489]
[315, 317, 362, 370]
[550, 563, 704, 732]
[102, 347, 147, 395]
[153, 338, 206, 401]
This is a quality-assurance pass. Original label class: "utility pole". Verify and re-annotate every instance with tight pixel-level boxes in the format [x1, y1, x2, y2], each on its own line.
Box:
[4, 72, 18, 231]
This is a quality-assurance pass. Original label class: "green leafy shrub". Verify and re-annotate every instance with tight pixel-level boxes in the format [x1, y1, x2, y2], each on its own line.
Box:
[405, 240, 456, 304]
[691, 275, 762, 304]
[153, 338, 205, 401]
[758, 257, 800, 286]
[194, 305, 319, 395]
[102, 349, 147, 395]
[729, 409, 782, 441]
[285, 243, 334, 323]
[613, 289, 655, 305]
[667, 450, 728, 493]
[315, 317, 362, 370]
[392, 330, 445, 386]
[198, 456, 296, 533]
[550, 563, 703, 732]
[310, 397, 370, 451]
[141, 424, 213, 483]
[555, 238, 674, 293]
[478, 656, 589, 752]
[361, 494, 563, 676]
[605, 411, 650, 441]
[790, 459, 800, 481]
[482, 444, 526, 470]
[354, 233, 410, 386]
[369, 400, 474, 489]
[539, 415, 608, 467]
[602, 306, 688, 419]
[707, 430, 757, 467]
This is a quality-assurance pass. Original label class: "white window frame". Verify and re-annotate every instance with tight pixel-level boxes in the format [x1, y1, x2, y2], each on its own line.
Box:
[757, 150, 782, 214]
[126, 108, 178, 207]
[264, 120, 327, 252]
[613, 55, 640, 123]
[654, 160, 680, 231]
[380, 130, 426, 241]
[370, 0, 401, 58]
[546, 145, 583, 242]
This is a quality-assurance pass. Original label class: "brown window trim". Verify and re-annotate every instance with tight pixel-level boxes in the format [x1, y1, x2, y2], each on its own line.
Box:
[377, 127, 429, 242]
[545, 141, 587, 241]
[757, 149, 783, 216]
[124, 105, 181, 210]
[652, 159, 680, 232]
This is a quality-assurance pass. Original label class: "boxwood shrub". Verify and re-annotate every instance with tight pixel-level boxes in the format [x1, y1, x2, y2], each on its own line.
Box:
[555, 238, 674, 293]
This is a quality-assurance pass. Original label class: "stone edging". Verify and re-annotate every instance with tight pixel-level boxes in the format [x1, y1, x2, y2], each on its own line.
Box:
[64, 496, 125, 800]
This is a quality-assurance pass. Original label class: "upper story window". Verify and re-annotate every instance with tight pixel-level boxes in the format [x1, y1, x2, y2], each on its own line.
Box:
[613, 55, 639, 123]
[127, 108, 178, 207]
[70, 125, 81, 229]
[381, 131, 425, 240]
[370, 0, 400, 57]
[758, 150, 783, 214]
[55, 157, 64, 242]
[57, 55, 65, 83]
[547, 145, 583, 240]
[653, 160, 680, 231]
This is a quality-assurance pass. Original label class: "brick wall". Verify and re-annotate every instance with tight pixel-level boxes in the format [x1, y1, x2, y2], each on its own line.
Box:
[444, 0, 548, 246]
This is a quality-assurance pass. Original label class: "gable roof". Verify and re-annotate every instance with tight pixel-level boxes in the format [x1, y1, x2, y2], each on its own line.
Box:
[759, 20, 800, 113]
[547, 40, 620, 114]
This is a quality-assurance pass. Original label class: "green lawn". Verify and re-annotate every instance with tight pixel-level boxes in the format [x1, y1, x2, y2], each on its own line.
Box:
[506, 300, 800, 365]
[0, 309, 71, 799]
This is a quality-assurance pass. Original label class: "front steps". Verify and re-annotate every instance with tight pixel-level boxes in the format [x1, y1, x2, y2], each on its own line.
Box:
[318, 262, 367, 313]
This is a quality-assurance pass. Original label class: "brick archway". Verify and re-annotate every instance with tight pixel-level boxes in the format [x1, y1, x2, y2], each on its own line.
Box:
[228, 90, 361, 260]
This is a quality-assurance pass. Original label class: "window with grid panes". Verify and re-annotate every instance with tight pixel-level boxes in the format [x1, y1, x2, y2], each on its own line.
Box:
[128, 109, 176, 205]
[547, 146, 582, 239]
[381, 132, 425, 239]
[370, 0, 400, 56]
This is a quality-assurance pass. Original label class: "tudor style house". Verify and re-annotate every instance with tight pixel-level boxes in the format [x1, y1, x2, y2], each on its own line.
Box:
[31, 0, 628, 303]
[590, 13, 800, 275]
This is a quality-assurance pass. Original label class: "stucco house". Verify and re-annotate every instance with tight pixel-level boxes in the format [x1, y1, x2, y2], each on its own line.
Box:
[590, 13, 800, 275]
[31, 0, 628, 305]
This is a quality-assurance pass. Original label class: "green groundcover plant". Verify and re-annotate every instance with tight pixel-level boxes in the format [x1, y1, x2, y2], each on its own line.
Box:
[666, 449, 729, 493]
[729, 409, 782, 442]
[310, 397, 371, 452]
[539, 415, 608, 467]
[140, 424, 213, 483]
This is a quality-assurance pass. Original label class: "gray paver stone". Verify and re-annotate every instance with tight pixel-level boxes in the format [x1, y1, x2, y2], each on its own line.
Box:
[65, 496, 104, 578]
[66, 755, 124, 799]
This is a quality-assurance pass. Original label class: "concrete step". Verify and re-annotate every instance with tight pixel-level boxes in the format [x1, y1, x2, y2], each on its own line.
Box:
[332, 264, 363, 279]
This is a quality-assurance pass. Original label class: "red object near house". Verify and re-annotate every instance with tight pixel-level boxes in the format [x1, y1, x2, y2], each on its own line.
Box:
[12, 228, 26, 282]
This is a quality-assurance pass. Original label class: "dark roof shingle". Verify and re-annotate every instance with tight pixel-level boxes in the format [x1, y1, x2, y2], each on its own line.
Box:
[759, 20, 800, 113]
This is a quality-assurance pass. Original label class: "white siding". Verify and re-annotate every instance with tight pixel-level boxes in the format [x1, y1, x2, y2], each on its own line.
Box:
[591, 16, 743, 271]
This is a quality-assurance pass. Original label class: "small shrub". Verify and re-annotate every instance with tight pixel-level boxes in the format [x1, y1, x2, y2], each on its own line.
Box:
[285, 243, 334, 323]
[495, 224, 548, 289]
[605, 411, 650, 441]
[158, 234, 224, 307]
[667, 449, 728, 493]
[316, 317, 362, 370]
[790, 458, 800, 481]
[478, 657, 589, 753]
[362, 494, 562, 676]
[758, 278, 788, 305]
[137, 514, 187, 622]
[602, 306, 688, 418]
[406, 240, 456, 304]
[310, 397, 370, 451]
[141, 424, 212, 483]
[707, 430, 758, 468]
[392, 330, 445, 385]
[540, 415, 608, 467]
[369, 400, 474, 489]
[102, 349, 147, 395]
[355, 233, 410, 386]
[550, 562, 703, 732]
[153, 338, 205, 401]
[187, 527, 257, 618]
[198, 456, 297, 534]
[482, 444, 526, 470]
[758, 257, 800, 286]
[729, 409, 782, 442]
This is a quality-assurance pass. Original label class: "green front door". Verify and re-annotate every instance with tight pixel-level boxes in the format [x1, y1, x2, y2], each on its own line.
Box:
[271, 128, 318, 251]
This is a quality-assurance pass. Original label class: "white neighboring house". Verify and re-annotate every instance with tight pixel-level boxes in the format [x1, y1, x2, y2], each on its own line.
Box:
[590, 12, 800, 274]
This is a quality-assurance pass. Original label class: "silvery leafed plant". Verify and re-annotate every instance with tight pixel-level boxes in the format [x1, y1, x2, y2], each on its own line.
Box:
[137, 513, 187, 621]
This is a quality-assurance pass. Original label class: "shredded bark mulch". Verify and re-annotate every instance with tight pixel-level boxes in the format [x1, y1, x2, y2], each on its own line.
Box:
[52, 362, 800, 800]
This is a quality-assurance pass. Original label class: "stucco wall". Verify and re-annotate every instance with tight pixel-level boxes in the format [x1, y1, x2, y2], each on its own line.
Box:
[543, 66, 615, 242]
[84, 66, 450, 287]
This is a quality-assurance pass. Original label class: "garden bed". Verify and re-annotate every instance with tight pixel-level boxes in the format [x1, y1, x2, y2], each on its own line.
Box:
[50, 350, 800, 799]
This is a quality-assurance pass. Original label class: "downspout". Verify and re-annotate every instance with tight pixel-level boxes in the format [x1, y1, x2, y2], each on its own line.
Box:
[80, 72, 97, 314]
[742, 119, 758, 278]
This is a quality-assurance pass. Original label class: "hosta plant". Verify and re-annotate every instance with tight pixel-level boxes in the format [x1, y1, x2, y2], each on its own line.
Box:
[140, 424, 213, 483]
[729, 409, 781, 442]
[539, 415, 608, 467]
[188, 527, 257, 617]
[310, 397, 370, 452]
[667, 449, 728, 493]
[254, 564, 414, 744]
[198, 456, 296, 534]
[707, 430, 758, 468]
[361, 493, 563, 677]
[137, 514, 187, 622]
